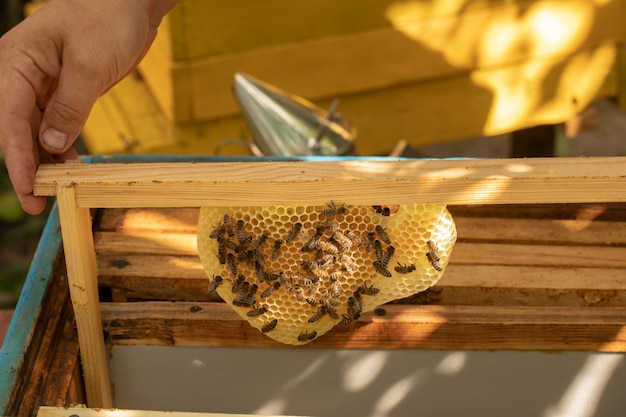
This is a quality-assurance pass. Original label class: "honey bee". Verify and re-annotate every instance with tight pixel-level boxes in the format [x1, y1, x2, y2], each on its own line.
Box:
[247, 304, 268, 317]
[209, 224, 227, 239]
[340, 260, 357, 275]
[329, 231, 352, 251]
[317, 240, 339, 255]
[207, 275, 224, 293]
[262, 318, 278, 332]
[301, 260, 324, 278]
[321, 201, 347, 217]
[426, 240, 442, 271]
[315, 222, 335, 234]
[308, 306, 326, 323]
[217, 240, 227, 264]
[231, 275, 245, 293]
[316, 253, 335, 269]
[365, 232, 377, 253]
[286, 222, 302, 243]
[326, 295, 340, 307]
[303, 226, 325, 251]
[234, 236, 253, 253]
[271, 239, 283, 260]
[218, 235, 237, 251]
[374, 240, 383, 262]
[266, 272, 282, 282]
[373, 260, 392, 277]
[347, 295, 362, 320]
[339, 314, 353, 326]
[323, 304, 339, 320]
[233, 283, 257, 307]
[260, 281, 281, 298]
[329, 270, 343, 282]
[305, 297, 319, 306]
[329, 281, 341, 298]
[357, 282, 380, 296]
[255, 262, 265, 282]
[375, 225, 391, 245]
[255, 252, 265, 268]
[236, 220, 247, 243]
[394, 262, 416, 274]
[381, 245, 395, 268]
[252, 234, 269, 252]
[236, 249, 255, 267]
[294, 286, 305, 301]
[226, 253, 238, 275]
[344, 230, 362, 247]
[372, 205, 391, 216]
[297, 330, 317, 342]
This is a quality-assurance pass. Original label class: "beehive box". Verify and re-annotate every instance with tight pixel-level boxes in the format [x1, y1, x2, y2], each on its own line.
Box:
[50, 0, 626, 156]
[141, 0, 626, 124]
[2, 156, 626, 416]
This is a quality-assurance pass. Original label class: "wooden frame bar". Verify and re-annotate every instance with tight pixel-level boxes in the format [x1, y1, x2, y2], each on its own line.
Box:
[34, 157, 626, 207]
[55, 185, 111, 408]
[31, 157, 626, 408]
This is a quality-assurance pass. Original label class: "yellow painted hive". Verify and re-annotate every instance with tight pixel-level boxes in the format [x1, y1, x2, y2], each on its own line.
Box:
[197, 203, 456, 345]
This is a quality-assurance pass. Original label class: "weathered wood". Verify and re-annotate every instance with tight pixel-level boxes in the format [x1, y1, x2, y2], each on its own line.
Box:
[56, 185, 111, 408]
[97, 262, 626, 307]
[94, 231, 198, 256]
[33, 158, 626, 207]
[100, 302, 626, 351]
[6, 260, 84, 416]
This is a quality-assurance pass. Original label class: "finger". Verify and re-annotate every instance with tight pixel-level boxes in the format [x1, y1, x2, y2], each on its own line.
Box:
[0, 71, 47, 215]
[39, 60, 101, 154]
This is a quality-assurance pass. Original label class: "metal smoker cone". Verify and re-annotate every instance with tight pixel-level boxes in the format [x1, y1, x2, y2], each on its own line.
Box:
[233, 72, 356, 156]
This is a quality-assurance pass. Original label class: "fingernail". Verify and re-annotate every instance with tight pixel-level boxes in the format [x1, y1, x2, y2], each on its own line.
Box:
[42, 128, 68, 151]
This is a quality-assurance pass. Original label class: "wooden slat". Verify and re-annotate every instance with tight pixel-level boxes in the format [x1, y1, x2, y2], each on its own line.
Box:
[97, 259, 626, 307]
[97, 207, 200, 233]
[56, 185, 111, 408]
[98, 255, 204, 279]
[100, 302, 626, 351]
[96, 241, 626, 274]
[32, 158, 626, 207]
[454, 216, 626, 245]
[451, 242, 626, 268]
[92, 217, 626, 258]
[94, 231, 197, 256]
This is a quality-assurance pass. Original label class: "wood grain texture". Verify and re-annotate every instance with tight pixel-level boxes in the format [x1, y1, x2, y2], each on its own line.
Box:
[100, 302, 626, 351]
[33, 158, 626, 207]
[56, 185, 111, 408]
[6, 259, 85, 417]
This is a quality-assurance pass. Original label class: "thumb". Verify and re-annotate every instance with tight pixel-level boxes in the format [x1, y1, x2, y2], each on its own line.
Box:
[39, 73, 99, 154]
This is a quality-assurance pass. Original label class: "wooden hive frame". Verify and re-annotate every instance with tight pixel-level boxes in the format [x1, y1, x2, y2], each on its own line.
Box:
[32, 156, 626, 409]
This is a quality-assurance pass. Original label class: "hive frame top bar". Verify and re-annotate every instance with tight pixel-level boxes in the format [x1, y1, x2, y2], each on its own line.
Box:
[33, 156, 626, 208]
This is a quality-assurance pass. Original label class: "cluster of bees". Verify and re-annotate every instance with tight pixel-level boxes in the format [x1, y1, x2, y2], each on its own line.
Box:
[205, 203, 443, 344]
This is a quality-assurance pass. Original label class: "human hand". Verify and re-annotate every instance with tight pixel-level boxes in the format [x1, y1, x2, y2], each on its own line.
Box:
[0, 0, 178, 215]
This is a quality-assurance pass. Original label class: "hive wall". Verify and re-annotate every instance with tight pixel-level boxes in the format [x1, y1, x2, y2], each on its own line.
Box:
[197, 203, 456, 345]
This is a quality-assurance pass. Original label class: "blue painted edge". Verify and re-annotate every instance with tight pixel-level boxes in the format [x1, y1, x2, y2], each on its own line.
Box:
[0, 202, 62, 413]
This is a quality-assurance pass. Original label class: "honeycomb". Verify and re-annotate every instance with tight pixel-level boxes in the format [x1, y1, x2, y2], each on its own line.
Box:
[197, 203, 456, 345]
